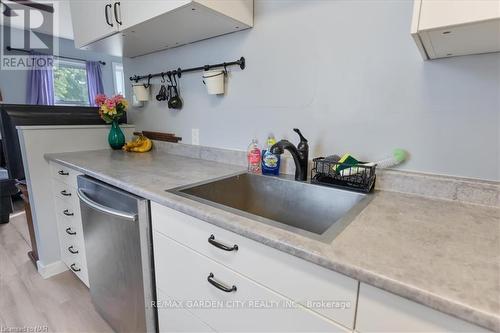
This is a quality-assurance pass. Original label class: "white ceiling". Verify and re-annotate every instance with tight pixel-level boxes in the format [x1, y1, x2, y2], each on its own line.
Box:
[0, 0, 74, 40]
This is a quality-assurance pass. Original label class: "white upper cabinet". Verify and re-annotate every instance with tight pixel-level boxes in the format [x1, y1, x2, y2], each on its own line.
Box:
[69, 0, 119, 48]
[117, 1, 192, 31]
[70, 0, 254, 58]
[411, 0, 500, 59]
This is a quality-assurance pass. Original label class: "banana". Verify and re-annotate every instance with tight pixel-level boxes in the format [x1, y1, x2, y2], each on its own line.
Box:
[123, 135, 146, 152]
[130, 137, 152, 153]
[122, 136, 142, 151]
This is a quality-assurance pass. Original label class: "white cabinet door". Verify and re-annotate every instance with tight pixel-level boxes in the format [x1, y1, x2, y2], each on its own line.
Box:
[70, 0, 119, 48]
[154, 231, 350, 333]
[118, 0, 191, 31]
[151, 202, 358, 328]
[355, 283, 492, 333]
[411, 0, 500, 59]
[418, 0, 500, 31]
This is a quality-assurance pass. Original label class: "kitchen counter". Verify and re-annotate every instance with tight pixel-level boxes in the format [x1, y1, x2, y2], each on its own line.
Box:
[45, 149, 500, 332]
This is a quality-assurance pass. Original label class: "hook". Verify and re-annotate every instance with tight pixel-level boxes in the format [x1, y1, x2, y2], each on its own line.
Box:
[177, 67, 182, 78]
[223, 62, 228, 76]
[143, 74, 152, 88]
[203, 64, 210, 71]
[160, 72, 165, 83]
[167, 71, 173, 85]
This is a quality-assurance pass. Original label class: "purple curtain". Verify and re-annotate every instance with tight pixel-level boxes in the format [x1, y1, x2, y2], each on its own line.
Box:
[86, 61, 104, 106]
[26, 52, 54, 105]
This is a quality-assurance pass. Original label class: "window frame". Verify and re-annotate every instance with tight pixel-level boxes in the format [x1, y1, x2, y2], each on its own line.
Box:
[53, 58, 90, 106]
[112, 62, 126, 97]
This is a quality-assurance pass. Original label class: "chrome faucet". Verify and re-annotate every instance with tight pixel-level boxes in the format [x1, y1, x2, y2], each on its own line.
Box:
[271, 128, 309, 181]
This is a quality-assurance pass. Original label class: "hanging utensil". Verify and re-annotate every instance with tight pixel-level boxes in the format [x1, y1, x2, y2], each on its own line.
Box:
[168, 74, 183, 110]
[156, 72, 168, 101]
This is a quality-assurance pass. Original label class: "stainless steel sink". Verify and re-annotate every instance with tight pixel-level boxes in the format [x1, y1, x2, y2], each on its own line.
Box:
[169, 173, 372, 242]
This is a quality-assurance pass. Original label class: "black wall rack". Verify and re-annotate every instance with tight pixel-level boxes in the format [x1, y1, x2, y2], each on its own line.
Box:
[129, 57, 245, 85]
[5, 46, 106, 65]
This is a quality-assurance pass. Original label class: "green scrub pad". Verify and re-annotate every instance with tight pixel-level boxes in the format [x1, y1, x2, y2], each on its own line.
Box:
[333, 153, 359, 174]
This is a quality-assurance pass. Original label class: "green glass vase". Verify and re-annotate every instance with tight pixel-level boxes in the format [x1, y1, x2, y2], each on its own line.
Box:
[108, 120, 125, 150]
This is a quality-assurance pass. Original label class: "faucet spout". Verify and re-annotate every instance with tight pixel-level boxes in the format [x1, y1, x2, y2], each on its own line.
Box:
[270, 129, 309, 181]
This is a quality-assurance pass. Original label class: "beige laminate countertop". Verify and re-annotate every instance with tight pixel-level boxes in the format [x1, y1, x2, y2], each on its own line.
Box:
[45, 149, 500, 332]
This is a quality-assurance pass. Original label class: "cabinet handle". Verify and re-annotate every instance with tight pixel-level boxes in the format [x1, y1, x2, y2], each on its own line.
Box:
[60, 190, 71, 197]
[68, 245, 79, 254]
[207, 273, 237, 293]
[63, 209, 74, 216]
[105, 4, 113, 27]
[65, 227, 76, 235]
[58, 170, 69, 176]
[113, 2, 122, 25]
[70, 263, 81, 272]
[208, 234, 238, 251]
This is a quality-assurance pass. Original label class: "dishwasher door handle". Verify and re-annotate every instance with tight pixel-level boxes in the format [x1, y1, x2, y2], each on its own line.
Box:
[77, 188, 138, 221]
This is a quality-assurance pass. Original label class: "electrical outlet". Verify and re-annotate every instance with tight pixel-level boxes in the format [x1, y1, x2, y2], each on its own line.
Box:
[192, 129, 200, 145]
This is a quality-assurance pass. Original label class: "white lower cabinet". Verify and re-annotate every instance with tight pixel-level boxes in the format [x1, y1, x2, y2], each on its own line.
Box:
[151, 202, 358, 329]
[50, 162, 89, 287]
[151, 203, 490, 333]
[355, 283, 492, 333]
[153, 231, 349, 333]
[18, 125, 135, 275]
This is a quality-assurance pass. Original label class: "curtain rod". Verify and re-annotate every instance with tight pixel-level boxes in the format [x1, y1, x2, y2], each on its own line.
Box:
[5, 46, 106, 65]
[129, 57, 245, 83]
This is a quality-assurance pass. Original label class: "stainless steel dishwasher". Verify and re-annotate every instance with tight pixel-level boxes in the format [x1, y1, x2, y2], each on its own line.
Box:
[77, 175, 156, 333]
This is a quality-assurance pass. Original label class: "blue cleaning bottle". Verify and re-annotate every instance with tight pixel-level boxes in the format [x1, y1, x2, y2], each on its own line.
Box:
[261, 135, 280, 176]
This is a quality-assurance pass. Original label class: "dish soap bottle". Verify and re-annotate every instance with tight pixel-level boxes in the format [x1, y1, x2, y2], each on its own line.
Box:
[247, 139, 261, 174]
[261, 135, 280, 176]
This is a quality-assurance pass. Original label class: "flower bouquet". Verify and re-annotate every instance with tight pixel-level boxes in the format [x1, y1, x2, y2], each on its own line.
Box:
[95, 94, 128, 149]
[95, 94, 128, 123]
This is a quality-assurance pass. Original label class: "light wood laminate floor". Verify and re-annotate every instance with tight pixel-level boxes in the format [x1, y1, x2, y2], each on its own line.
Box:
[0, 210, 113, 332]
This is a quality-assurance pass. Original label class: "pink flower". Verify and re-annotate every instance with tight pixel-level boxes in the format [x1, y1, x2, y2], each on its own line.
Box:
[113, 94, 124, 103]
[95, 94, 107, 106]
[105, 99, 116, 109]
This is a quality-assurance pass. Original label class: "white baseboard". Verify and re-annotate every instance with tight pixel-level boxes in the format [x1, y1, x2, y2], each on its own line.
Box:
[36, 260, 68, 279]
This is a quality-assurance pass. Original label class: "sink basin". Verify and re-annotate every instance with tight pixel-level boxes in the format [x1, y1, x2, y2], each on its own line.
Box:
[170, 173, 372, 242]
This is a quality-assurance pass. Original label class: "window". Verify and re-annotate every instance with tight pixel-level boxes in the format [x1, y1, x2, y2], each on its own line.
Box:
[112, 62, 125, 97]
[53, 59, 89, 106]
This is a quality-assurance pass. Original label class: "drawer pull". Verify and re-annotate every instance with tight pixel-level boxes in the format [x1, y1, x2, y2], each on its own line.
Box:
[208, 234, 238, 252]
[60, 190, 72, 196]
[63, 209, 74, 216]
[68, 245, 79, 254]
[58, 170, 69, 176]
[70, 263, 81, 272]
[65, 227, 76, 235]
[207, 273, 237, 293]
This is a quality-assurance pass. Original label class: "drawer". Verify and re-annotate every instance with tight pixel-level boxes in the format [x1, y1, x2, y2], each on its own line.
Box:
[59, 227, 89, 287]
[57, 217, 83, 245]
[54, 198, 82, 232]
[66, 255, 89, 287]
[52, 179, 79, 204]
[50, 162, 81, 188]
[153, 231, 350, 333]
[58, 218, 86, 264]
[157, 290, 216, 333]
[355, 283, 492, 333]
[151, 202, 358, 328]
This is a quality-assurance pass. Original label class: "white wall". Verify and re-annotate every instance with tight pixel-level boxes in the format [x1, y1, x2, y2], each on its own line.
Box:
[124, 0, 500, 181]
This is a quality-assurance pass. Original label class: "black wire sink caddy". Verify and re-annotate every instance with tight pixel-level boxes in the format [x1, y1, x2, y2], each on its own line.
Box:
[310, 157, 376, 193]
